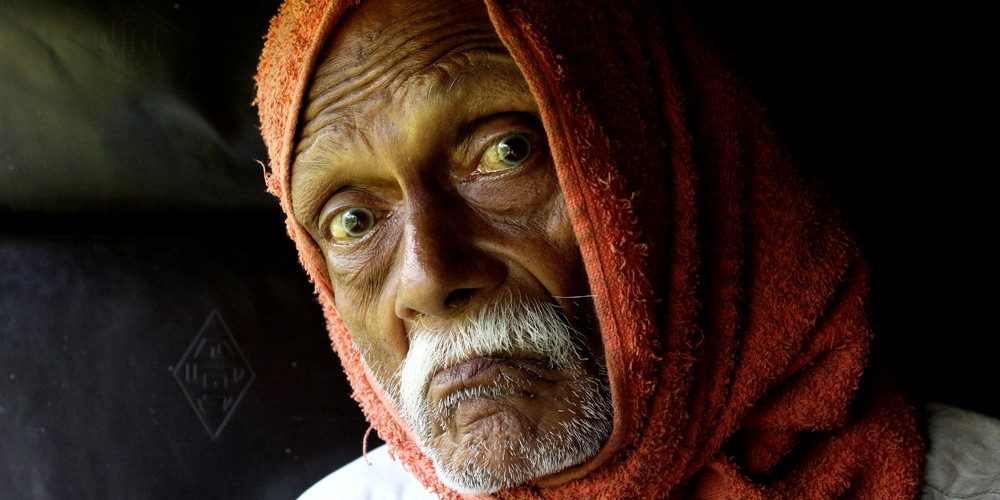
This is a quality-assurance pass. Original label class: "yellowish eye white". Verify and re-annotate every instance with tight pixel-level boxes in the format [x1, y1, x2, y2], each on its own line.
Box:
[480, 134, 532, 173]
[330, 207, 376, 242]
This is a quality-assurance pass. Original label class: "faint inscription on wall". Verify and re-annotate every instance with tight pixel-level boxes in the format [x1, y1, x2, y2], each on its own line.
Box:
[173, 310, 255, 440]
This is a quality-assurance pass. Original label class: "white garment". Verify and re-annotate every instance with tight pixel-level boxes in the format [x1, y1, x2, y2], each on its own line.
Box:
[300, 403, 1000, 499]
[921, 402, 1000, 499]
[298, 445, 435, 500]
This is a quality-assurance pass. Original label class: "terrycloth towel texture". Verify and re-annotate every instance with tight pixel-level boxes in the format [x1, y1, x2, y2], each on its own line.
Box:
[255, 0, 925, 497]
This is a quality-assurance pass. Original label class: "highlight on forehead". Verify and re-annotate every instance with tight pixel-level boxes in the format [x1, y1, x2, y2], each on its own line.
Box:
[297, 51, 528, 154]
[299, 0, 509, 136]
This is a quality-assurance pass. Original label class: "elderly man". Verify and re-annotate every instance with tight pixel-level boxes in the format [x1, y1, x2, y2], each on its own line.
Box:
[255, 0, 997, 498]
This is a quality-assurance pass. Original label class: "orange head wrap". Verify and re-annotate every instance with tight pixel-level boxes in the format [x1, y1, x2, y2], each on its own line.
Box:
[255, 1, 924, 497]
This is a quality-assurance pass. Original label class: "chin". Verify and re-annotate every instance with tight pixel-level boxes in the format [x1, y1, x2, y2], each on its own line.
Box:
[423, 376, 612, 495]
[384, 293, 612, 493]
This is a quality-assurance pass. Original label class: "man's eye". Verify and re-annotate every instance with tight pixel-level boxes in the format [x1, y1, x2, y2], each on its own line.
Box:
[479, 134, 532, 173]
[330, 207, 376, 242]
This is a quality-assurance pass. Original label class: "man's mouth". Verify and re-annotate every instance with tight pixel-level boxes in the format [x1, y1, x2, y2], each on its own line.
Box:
[426, 354, 549, 405]
[431, 357, 504, 387]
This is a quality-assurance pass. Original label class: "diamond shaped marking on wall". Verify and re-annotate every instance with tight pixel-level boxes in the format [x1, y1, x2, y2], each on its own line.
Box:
[173, 309, 255, 440]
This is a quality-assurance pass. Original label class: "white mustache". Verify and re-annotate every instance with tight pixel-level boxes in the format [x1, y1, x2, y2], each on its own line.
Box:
[396, 293, 585, 428]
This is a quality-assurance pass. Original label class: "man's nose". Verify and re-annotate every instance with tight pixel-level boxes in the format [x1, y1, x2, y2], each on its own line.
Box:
[393, 200, 505, 321]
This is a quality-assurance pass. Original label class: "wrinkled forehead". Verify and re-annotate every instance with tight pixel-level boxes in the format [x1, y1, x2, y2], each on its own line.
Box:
[300, 0, 510, 128]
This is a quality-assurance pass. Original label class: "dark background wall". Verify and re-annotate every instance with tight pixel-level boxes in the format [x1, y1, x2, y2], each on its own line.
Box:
[689, 1, 996, 419]
[0, 222, 376, 499]
[1, 0, 994, 498]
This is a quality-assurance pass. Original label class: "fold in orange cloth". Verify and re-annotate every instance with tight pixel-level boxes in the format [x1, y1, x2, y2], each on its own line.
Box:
[255, 1, 924, 497]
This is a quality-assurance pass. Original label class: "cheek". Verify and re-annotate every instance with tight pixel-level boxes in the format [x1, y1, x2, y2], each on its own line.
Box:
[330, 264, 408, 385]
[535, 193, 588, 291]
[527, 194, 602, 351]
[545, 193, 582, 260]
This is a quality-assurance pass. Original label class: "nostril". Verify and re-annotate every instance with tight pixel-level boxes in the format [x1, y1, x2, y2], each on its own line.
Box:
[444, 288, 475, 309]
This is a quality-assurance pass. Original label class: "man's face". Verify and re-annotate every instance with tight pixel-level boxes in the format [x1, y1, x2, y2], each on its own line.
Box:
[290, 0, 611, 493]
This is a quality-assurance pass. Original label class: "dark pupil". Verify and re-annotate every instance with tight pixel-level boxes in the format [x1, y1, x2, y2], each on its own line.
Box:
[343, 209, 372, 236]
[497, 135, 530, 165]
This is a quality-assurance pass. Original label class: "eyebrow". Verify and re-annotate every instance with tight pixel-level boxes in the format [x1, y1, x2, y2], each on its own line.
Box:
[308, 49, 523, 135]
[297, 53, 529, 164]
[296, 120, 365, 171]
[290, 133, 361, 233]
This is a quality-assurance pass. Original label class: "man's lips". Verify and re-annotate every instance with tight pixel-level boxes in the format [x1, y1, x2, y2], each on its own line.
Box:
[427, 355, 546, 403]
[431, 357, 503, 388]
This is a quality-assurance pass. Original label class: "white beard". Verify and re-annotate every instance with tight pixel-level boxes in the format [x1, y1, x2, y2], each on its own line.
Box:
[385, 293, 613, 495]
